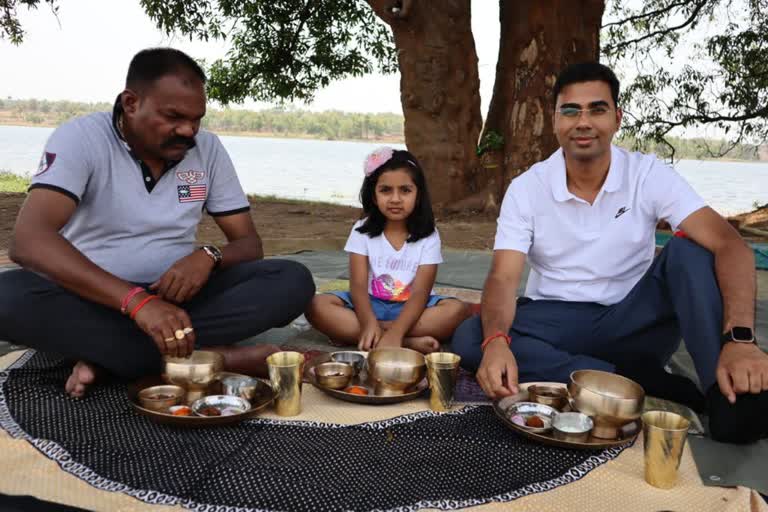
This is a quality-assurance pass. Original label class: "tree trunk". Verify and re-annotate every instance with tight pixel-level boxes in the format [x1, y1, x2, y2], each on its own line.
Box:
[480, 0, 605, 207]
[366, 0, 482, 208]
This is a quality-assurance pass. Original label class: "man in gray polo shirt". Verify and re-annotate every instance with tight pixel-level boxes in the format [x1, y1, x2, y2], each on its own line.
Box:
[0, 48, 315, 397]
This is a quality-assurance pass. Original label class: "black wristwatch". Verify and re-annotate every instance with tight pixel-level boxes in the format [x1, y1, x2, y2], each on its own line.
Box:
[200, 245, 223, 269]
[721, 327, 756, 346]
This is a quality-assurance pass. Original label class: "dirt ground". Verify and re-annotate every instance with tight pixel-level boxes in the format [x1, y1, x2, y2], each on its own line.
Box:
[0, 193, 498, 255]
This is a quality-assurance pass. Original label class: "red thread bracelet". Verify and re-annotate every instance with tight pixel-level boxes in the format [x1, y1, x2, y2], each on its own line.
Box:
[120, 287, 145, 314]
[481, 332, 511, 352]
[129, 295, 158, 320]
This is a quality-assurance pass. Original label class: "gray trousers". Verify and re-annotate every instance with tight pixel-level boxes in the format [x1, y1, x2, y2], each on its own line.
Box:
[0, 259, 315, 379]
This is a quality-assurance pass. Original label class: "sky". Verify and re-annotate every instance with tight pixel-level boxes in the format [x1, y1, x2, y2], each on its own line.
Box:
[0, 0, 501, 114]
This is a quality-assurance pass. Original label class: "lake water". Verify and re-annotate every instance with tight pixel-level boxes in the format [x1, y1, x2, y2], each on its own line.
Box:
[1, 124, 766, 215]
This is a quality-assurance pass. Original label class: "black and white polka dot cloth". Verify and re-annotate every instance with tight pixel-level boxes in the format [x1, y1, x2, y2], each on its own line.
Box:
[0, 352, 631, 511]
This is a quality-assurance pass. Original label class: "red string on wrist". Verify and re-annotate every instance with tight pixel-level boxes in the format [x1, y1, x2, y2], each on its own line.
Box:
[481, 332, 512, 352]
[129, 295, 158, 320]
[120, 287, 146, 315]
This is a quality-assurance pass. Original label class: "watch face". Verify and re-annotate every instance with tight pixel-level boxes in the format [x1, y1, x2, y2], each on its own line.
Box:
[732, 327, 754, 342]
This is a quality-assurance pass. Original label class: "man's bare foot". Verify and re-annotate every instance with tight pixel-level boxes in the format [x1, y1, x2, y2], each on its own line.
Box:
[403, 336, 440, 354]
[208, 344, 282, 378]
[65, 360, 100, 398]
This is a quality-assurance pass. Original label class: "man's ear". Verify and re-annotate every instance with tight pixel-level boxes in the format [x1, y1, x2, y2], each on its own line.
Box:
[616, 107, 623, 129]
[121, 89, 139, 116]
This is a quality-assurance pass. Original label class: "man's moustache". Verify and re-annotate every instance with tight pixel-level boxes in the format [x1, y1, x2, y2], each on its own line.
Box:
[162, 137, 196, 149]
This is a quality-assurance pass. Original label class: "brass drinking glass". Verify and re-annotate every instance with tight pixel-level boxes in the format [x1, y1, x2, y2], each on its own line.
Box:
[425, 352, 461, 412]
[267, 351, 304, 416]
[642, 410, 691, 489]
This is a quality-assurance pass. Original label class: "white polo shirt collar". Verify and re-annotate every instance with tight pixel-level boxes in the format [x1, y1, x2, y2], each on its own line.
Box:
[549, 148, 625, 204]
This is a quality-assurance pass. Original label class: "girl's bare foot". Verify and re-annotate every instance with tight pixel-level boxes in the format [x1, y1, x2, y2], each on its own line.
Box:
[208, 344, 282, 378]
[403, 336, 440, 354]
[65, 360, 100, 398]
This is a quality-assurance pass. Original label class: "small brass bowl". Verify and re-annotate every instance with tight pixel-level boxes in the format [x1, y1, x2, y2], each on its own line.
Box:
[330, 352, 366, 376]
[552, 412, 594, 442]
[163, 350, 224, 391]
[138, 385, 184, 412]
[367, 347, 426, 397]
[568, 370, 645, 439]
[316, 362, 353, 390]
[528, 385, 569, 411]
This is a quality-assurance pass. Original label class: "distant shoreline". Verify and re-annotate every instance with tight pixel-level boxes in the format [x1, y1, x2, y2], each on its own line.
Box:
[0, 121, 405, 145]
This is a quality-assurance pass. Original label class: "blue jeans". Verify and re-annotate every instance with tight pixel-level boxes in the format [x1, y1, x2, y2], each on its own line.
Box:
[329, 292, 447, 322]
[452, 237, 722, 391]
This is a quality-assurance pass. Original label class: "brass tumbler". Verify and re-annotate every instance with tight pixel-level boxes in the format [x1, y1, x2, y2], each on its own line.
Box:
[267, 351, 304, 416]
[642, 410, 690, 489]
[425, 352, 461, 412]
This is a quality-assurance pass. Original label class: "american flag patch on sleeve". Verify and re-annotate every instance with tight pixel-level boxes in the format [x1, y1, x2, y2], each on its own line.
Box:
[177, 184, 207, 203]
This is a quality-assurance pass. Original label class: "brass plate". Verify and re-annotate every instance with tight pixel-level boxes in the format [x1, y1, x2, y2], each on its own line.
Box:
[128, 372, 275, 426]
[304, 352, 428, 405]
[494, 382, 640, 450]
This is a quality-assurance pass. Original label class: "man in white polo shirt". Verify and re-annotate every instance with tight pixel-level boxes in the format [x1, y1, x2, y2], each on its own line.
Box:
[452, 62, 768, 443]
[0, 48, 315, 397]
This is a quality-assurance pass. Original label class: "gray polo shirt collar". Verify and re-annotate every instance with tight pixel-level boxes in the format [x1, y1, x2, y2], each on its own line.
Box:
[111, 95, 183, 193]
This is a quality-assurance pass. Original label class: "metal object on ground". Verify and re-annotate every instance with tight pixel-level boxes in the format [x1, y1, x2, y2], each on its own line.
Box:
[494, 382, 641, 450]
[367, 347, 426, 397]
[642, 410, 690, 489]
[552, 412, 594, 443]
[304, 352, 428, 405]
[128, 372, 274, 426]
[425, 352, 461, 412]
[568, 369, 645, 439]
[137, 385, 184, 412]
[315, 362, 353, 390]
[163, 350, 225, 404]
[267, 351, 304, 416]
[528, 384, 569, 411]
[330, 351, 366, 376]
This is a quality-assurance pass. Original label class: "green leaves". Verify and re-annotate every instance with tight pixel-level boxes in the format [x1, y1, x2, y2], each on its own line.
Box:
[140, 0, 397, 104]
[1, 0, 59, 44]
[603, 0, 767, 160]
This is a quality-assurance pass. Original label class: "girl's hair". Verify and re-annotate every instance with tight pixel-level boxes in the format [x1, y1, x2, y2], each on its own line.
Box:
[356, 149, 435, 242]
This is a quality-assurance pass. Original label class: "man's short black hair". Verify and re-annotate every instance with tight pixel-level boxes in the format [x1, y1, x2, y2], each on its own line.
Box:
[126, 48, 206, 91]
[553, 62, 620, 108]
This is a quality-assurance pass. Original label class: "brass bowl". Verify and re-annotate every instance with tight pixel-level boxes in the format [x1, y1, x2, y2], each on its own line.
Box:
[330, 351, 366, 376]
[568, 370, 645, 439]
[163, 350, 225, 392]
[528, 385, 569, 411]
[137, 385, 184, 412]
[367, 347, 426, 397]
[315, 362, 353, 390]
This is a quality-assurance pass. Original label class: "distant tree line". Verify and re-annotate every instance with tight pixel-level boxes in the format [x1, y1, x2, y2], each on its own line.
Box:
[0, 98, 404, 142]
[0, 98, 761, 161]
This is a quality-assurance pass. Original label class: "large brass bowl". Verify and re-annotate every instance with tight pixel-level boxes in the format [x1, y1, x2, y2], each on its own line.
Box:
[163, 350, 225, 401]
[367, 347, 426, 397]
[568, 369, 645, 439]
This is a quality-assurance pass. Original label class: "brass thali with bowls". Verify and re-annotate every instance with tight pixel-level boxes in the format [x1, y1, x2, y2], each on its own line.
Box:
[493, 382, 641, 450]
[128, 371, 275, 426]
[304, 350, 429, 405]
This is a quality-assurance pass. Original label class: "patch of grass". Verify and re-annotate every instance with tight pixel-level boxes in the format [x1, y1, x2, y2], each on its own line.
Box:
[0, 171, 29, 193]
[247, 194, 355, 208]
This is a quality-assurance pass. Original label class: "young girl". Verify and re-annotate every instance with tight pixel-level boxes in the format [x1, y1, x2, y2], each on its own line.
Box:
[305, 147, 469, 354]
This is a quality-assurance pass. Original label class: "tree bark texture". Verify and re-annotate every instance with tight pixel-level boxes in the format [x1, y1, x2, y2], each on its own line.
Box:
[366, 0, 482, 208]
[480, 0, 605, 204]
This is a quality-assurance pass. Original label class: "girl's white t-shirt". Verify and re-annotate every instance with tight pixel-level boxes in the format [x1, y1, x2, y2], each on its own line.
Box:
[344, 220, 443, 302]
